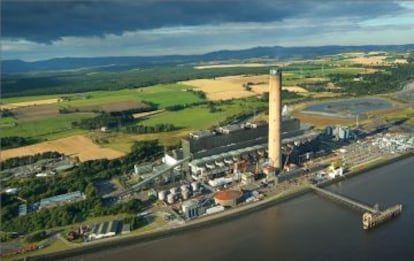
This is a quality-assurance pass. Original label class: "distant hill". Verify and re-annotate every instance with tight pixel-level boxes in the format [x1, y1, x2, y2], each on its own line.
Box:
[2, 44, 414, 74]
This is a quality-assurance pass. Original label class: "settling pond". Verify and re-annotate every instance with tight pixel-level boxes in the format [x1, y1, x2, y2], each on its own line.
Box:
[302, 98, 394, 118]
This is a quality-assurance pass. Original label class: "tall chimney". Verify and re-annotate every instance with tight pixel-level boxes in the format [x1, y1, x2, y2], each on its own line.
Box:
[268, 68, 282, 170]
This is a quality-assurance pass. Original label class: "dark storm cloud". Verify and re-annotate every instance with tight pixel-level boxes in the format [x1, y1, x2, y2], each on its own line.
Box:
[1, 0, 405, 43]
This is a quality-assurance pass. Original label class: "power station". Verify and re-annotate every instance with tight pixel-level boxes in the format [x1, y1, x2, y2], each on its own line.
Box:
[124, 68, 319, 196]
[178, 68, 317, 181]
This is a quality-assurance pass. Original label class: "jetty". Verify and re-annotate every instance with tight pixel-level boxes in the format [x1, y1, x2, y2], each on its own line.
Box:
[309, 185, 402, 230]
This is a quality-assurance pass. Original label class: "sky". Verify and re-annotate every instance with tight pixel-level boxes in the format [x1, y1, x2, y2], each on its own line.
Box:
[2, 0, 414, 61]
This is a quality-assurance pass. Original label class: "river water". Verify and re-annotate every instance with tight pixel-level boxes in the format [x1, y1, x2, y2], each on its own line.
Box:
[67, 156, 414, 261]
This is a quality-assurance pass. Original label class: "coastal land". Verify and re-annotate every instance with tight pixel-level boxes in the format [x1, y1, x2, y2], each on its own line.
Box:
[16, 152, 413, 261]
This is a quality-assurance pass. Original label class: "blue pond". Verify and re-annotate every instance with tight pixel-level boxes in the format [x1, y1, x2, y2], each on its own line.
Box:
[303, 98, 393, 115]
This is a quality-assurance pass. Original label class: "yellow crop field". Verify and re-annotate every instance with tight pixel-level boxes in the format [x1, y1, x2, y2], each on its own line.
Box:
[0, 135, 124, 162]
[194, 63, 279, 69]
[394, 58, 408, 64]
[0, 98, 61, 110]
[181, 74, 307, 101]
[351, 56, 387, 65]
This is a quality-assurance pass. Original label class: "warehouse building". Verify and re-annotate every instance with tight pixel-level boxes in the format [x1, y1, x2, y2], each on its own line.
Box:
[18, 191, 86, 215]
[39, 191, 86, 209]
[89, 220, 122, 240]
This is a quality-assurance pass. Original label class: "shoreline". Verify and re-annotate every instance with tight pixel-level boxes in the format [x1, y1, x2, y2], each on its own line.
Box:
[22, 152, 413, 261]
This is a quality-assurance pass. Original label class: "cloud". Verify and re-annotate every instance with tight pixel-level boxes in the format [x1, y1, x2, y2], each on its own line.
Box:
[2, 0, 405, 43]
[2, 0, 413, 61]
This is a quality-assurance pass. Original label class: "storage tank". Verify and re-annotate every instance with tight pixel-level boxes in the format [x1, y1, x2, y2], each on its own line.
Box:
[158, 191, 167, 201]
[214, 190, 242, 207]
[167, 193, 175, 204]
[191, 182, 199, 191]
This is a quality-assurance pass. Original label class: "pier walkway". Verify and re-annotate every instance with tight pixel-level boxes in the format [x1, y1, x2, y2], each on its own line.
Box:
[309, 185, 379, 214]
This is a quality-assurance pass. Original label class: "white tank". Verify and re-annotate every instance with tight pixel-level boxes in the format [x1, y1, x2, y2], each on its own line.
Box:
[182, 189, 190, 200]
[170, 187, 178, 195]
[167, 193, 175, 204]
[191, 182, 199, 191]
[158, 191, 166, 201]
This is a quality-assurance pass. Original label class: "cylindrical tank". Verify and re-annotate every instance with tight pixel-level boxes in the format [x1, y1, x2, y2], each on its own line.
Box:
[170, 187, 177, 195]
[158, 191, 166, 201]
[191, 182, 199, 192]
[182, 189, 190, 200]
[167, 193, 175, 204]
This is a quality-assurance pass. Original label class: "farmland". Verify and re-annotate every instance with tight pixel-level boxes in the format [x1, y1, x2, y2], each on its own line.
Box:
[0, 113, 95, 139]
[194, 63, 279, 69]
[1, 51, 412, 158]
[0, 135, 124, 162]
[0, 83, 204, 140]
[181, 74, 309, 101]
[0, 98, 61, 110]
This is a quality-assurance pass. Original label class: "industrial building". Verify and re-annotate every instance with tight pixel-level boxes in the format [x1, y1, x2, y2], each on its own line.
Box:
[181, 199, 200, 218]
[325, 126, 351, 140]
[89, 220, 122, 240]
[18, 191, 86, 216]
[177, 68, 319, 182]
[120, 68, 319, 197]
[39, 191, 86, 209]
[182, 118, 303, 161]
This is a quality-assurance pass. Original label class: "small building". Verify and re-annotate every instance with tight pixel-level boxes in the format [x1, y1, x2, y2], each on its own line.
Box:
[18, 204, 28, 216]
[217, 124, 243, 134]
[241, 172, 255, 185]
[208, 177, 233, 187]
[205, 205, 225, 215]
[55, 163, 75, 172]
[4, 188, 18, 195]
[189, 130, 215, 140]
[134, 163, 153, 176]
[328, 167, 344, 179]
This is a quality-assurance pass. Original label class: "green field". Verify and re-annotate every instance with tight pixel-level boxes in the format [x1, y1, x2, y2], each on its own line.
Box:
[0, 113, 95, 139]
[0, 84, 204, 142]
[140, 99, 265, 130]
[2, 84, 204, 109]
[0, 116, 17, 126]
[59, 84, 204, 108]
